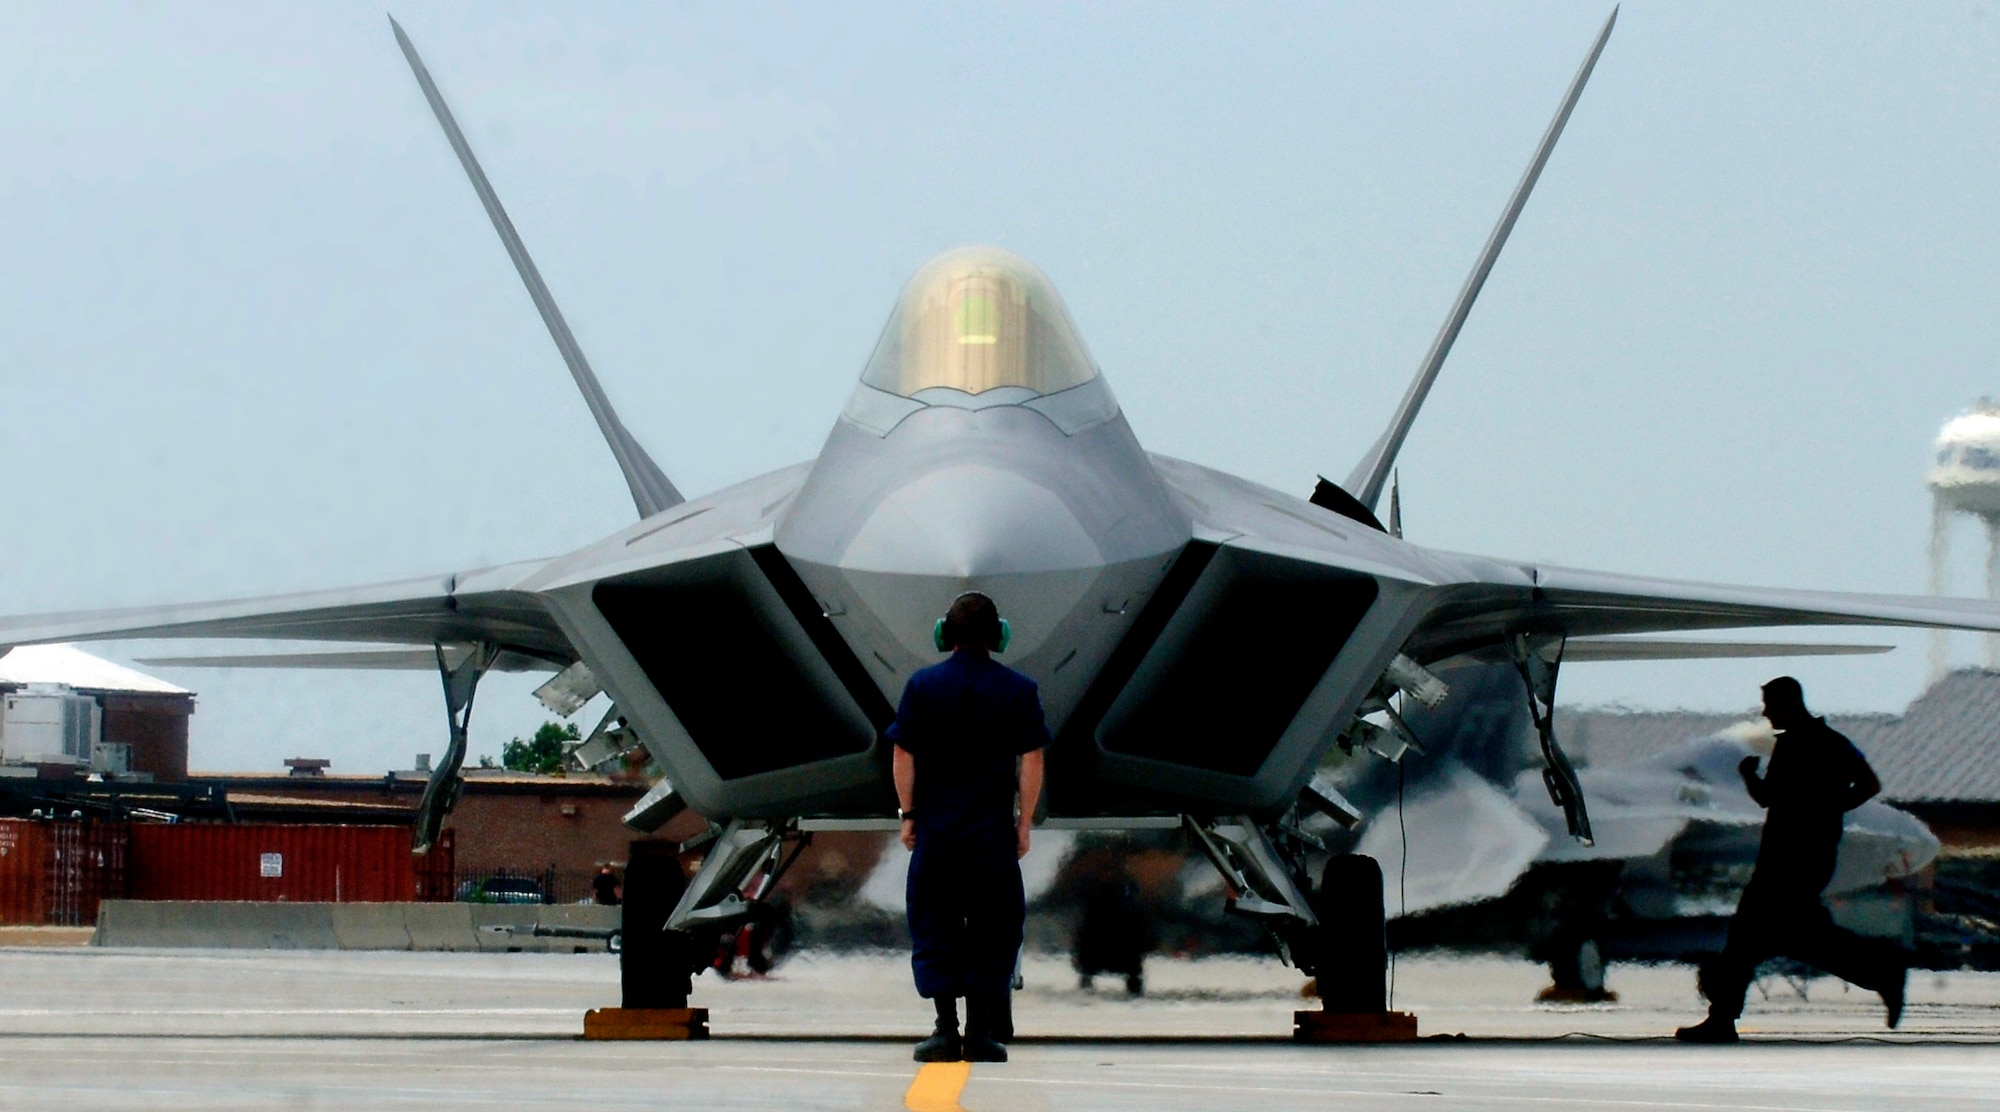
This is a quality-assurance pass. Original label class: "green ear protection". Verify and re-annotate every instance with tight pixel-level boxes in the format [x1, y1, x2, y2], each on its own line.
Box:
[932, 616, 1011, 653]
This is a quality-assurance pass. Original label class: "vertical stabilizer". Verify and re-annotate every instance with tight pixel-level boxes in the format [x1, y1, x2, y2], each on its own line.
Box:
[390, 17, 683, 518]
[1342, 9, 1617, 512]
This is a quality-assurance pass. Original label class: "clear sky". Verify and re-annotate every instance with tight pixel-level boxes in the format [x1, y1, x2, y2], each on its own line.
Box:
[3, 2, 1997, 775]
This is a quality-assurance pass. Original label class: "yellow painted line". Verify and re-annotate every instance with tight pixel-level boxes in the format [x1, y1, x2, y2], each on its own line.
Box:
[903, 1060, 971, 1112]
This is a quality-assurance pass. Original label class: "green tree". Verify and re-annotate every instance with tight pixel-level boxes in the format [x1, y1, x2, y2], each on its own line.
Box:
[502, 720, 580, 775]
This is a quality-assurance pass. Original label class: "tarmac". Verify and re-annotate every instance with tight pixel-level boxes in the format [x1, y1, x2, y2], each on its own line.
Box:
[0, 933, 1996, 1110]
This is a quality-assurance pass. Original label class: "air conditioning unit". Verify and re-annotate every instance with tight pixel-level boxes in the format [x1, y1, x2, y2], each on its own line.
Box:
[92, 742, 132, 775]
[2, 685, 100, 765]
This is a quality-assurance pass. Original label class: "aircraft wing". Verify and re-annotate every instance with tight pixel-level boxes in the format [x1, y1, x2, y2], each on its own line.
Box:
[130, 648, 561, 673]
[0, 558, 574, 663]
[1406, 562, 2000, 662]
[1153, 455, 2000, 652]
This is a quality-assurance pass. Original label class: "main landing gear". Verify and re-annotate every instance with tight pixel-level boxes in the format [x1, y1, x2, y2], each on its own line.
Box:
[616, 818, 813, 1011]
[1181, 805, 1414, 1041]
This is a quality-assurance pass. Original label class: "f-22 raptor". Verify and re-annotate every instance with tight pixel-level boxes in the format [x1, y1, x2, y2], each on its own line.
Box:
[5, 11, 1992, 1007]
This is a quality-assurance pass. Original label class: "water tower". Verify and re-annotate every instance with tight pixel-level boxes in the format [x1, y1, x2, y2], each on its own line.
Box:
[1927, 399, 2000, 679]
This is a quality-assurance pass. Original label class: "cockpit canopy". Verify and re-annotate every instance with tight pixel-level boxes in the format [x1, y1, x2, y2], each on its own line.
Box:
[860, 247, 1099, 398]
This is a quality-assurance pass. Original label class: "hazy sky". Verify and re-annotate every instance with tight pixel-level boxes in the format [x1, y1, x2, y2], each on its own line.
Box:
[3, 2, 1997, 774]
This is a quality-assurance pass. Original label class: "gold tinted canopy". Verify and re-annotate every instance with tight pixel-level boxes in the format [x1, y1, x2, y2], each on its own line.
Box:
[861, 247, 1099, 397]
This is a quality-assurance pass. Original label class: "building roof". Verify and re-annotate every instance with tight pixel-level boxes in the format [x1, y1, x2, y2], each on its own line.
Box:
[1558, 707, 1746, 769]
[0, 644, 189, 696]
[1562, 668, 2000, 805]
[1859, 669, 2000, 804]
[190, 769, 649, 797]
[226, 792, 412, 816]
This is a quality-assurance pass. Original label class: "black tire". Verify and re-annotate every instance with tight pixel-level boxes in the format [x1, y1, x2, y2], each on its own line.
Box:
[1308, 853, 1387, 1013]
[620, 840, 693, 1009]
[1548, 936, 1607, 997]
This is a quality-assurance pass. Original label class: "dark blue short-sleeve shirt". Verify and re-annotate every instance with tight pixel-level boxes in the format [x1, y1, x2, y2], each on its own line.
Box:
[887, 649, 1050, 840]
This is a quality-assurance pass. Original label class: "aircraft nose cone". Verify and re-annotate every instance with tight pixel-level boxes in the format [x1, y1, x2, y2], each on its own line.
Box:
[838, 463, 1102, 576]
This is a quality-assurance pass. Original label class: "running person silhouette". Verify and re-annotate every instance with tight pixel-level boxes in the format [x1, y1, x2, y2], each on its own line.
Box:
[1676, 677, 1909, 1042]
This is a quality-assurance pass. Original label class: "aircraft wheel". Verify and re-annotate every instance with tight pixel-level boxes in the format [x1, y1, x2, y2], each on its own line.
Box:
[620, 841, 693, 1009]
[1576, 938, 1606, 993]
[1306, 853, 1387, 1012]
[1543, 936, 1613, 1002]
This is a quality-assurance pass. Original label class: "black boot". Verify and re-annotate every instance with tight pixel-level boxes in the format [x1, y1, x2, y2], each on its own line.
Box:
[1883, 962, 1908, 1029]
[1674, 1015, 1738, 1043]
[913, 996, 962, 1063]
[963, 992, 1009, 1063]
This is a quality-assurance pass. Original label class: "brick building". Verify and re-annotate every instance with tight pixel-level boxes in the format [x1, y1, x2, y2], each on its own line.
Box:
[0, 644, 192, 781]
[0, 647, 729, 907]
[202, 765, 704, 899]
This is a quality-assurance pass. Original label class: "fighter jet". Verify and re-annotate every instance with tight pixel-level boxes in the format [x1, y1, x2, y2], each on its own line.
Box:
[5, 12, 1996, 1006]
[1347, 675, 1939, 999]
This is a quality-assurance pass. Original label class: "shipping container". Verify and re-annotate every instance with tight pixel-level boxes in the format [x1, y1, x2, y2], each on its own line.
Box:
[415, 828, 455, 902]
[0, 821, 451, 922]
[0, 819, 128, 926]
[128, 824, 420, 903]
[0, 820, 46, 924]
[46, 821, 127, 925]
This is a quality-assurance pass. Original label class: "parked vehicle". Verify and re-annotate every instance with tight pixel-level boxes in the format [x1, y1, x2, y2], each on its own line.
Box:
[456, 874, 547, 905]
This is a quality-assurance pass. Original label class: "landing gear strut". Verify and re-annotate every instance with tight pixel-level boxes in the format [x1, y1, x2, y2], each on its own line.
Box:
[614, 818, 813, 1009]
[414, 641, 497, 854]
[1510, 634, 1593, 845]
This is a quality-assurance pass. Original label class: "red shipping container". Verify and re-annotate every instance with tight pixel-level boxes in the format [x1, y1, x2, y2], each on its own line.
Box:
[46, 822, 127, 926]
[415, 828, 455, 902]
[128, 824, 417, 903]
[0, 820, 47, 925]
[0, 820, 130, 926]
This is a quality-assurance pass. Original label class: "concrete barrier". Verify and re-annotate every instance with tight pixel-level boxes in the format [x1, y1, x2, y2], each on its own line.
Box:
[95, 901, 338, 949]
[400, 903, 480, 952]
[540, 905, 621, 932]
[330, 904, 414, 951]
[92, 901, 617, 952]
[92, 900, 171, 947]
[224, 902, 341, 950]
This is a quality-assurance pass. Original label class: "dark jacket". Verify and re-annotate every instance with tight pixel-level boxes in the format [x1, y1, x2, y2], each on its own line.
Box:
[1742, 717, 1878, 900]
[886, 649, 1050, 842]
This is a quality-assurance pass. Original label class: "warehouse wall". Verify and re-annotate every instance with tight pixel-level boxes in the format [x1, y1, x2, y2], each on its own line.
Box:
[100, 693, 192, 782]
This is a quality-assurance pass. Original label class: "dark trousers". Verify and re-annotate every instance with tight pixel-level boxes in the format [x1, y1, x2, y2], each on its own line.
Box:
[907, 830, 1025, 1000]
[1701, 885, 1905, 1020]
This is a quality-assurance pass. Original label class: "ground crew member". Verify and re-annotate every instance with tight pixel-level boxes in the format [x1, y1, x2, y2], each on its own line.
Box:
[889, 592, 1049, 1064]
[1676, 676, 1909, 1043]
[591, 864, 620, 907]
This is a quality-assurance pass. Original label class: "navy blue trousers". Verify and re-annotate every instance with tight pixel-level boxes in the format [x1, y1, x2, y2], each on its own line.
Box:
[906, 830, 1025, 1000]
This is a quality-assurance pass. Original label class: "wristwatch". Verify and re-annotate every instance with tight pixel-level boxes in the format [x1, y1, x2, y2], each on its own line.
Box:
[899, 809, 916, 821]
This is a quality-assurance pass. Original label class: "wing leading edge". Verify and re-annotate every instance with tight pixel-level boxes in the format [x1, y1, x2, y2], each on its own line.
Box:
[1409, 562, 2000, 663]
[0, 558, 571, 663]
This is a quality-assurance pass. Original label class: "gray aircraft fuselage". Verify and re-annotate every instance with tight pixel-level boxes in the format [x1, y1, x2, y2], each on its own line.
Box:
[520, 245, 1418, 824]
